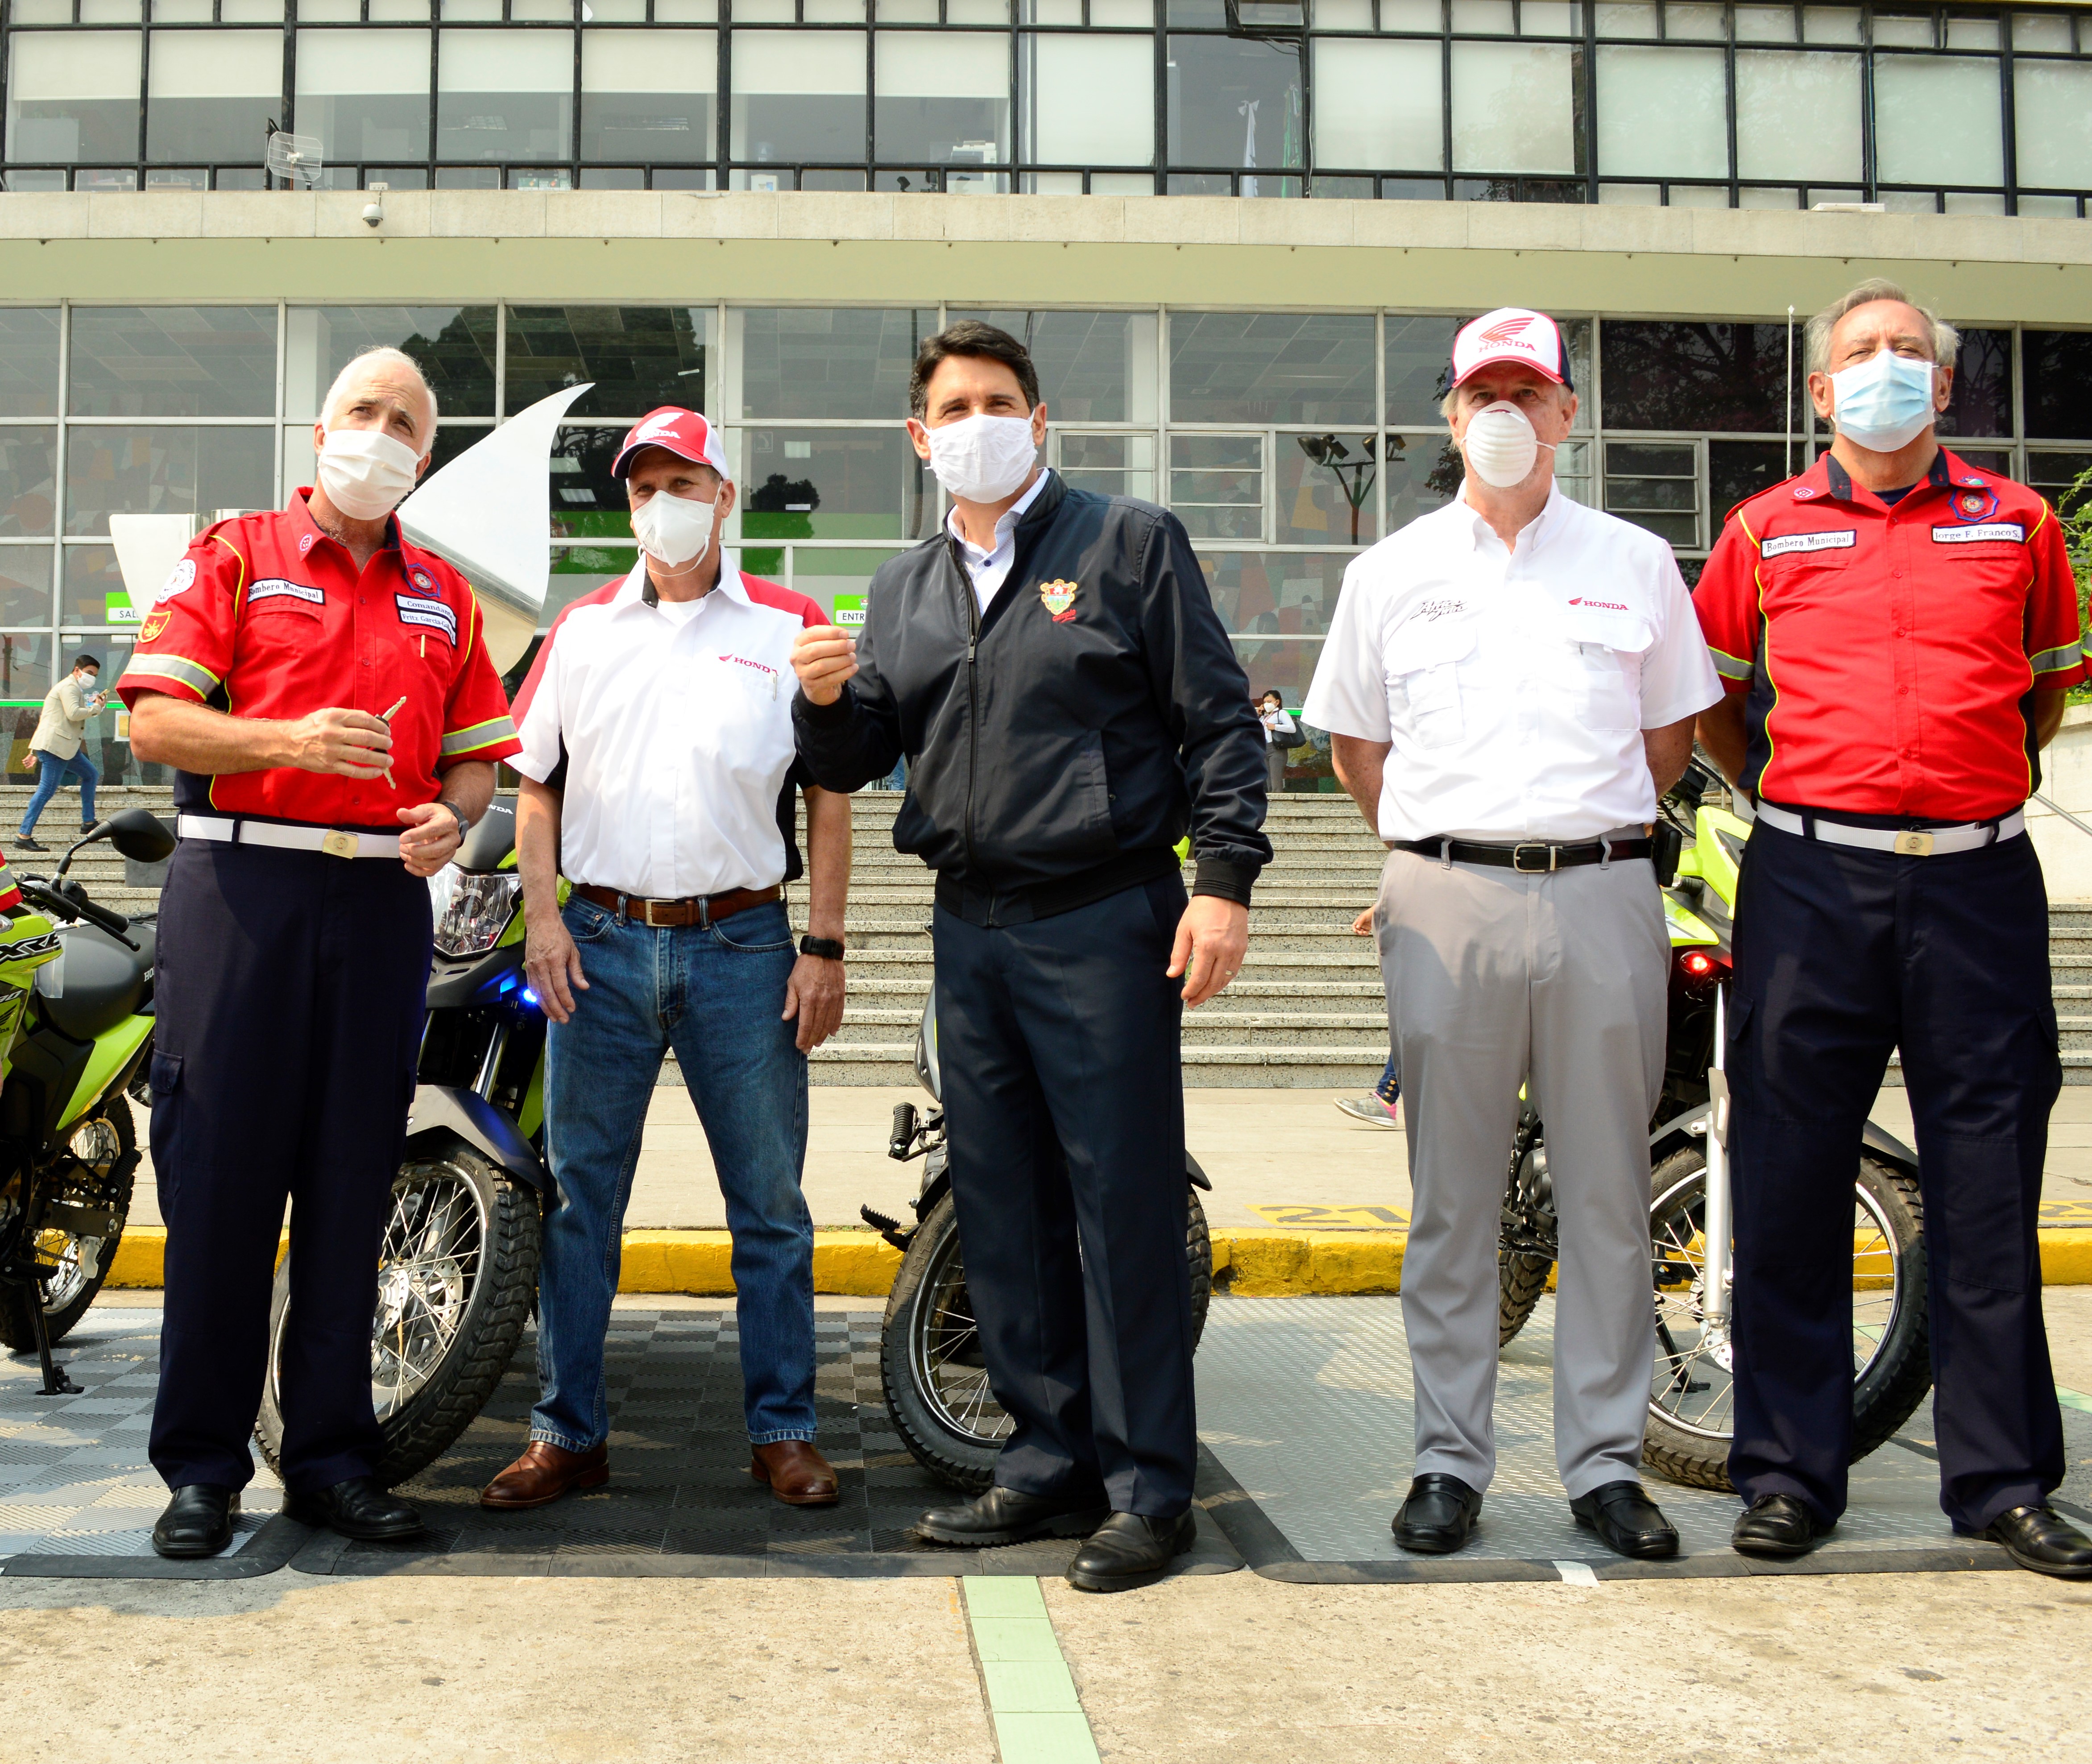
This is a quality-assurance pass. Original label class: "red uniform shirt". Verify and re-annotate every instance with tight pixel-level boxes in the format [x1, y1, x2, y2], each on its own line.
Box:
[0, 850, 19, 913]
[116, 489, 522, 825]
[1692, 447, 2085, 823]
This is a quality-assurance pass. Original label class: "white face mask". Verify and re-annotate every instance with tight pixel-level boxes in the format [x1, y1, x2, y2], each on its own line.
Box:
[316, 426, 423, 520]
[76, 673, 98, 693]
[925, 413, 1040, 503]
[1829, 347, 1938, 454]
[1460, 401, 1554, 490]
[631, 486, 720, 569]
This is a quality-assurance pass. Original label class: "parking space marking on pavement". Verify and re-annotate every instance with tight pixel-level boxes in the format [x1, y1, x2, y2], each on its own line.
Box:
[2060, 1385, 2092, 1415]
[1552, 1560, 1601, 1586]
[962, 1577, 1101, 1764]
[1245, 1205, 1411, 1229]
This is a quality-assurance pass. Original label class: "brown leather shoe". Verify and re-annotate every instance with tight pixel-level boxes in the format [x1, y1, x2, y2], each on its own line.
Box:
[750, 1440, 840, 1507]
[480, 1440, 609, 1511]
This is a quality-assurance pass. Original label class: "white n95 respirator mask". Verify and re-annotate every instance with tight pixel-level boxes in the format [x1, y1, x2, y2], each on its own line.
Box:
[1460, 402, 1555, 490]
[925, 413, 1040, 503]
[1829, 348, 1938, 454]
[631, 486, 720, 568]
[315, 427, 423, 520]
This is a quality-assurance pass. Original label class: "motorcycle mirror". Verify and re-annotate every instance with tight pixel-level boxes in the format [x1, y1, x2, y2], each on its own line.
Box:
[105, 807, 176, 864]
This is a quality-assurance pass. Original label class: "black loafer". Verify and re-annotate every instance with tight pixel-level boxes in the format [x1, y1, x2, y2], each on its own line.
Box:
[284, 1475, 424, 1541]
[1570, 1480, 1680, 1560]
[911, 1485, 1110, 1548]
[1066, 1510, 1199, 1593]
[1731, 1493, 1835, 1558]
[152, 1484, 239, 1559]
[1392, 1473, 1483, 1555]
[1962, 1504, 2092, 1579]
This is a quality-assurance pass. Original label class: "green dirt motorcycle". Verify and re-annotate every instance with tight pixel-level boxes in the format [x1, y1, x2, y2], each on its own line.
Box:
[1495, 758, 1932, 1490]
[0, 808, 178, 1394]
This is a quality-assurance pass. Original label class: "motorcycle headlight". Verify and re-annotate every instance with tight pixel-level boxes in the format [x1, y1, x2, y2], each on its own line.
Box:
[428, 867, 522, 959]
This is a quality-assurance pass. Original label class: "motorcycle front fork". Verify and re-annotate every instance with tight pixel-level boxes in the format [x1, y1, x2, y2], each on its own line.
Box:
[1696, 986, 1736, 1343]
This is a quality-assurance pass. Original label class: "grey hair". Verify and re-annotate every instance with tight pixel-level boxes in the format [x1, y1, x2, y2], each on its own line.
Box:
[321, 346, 439, 439]
[1805, 279, 1960, 376]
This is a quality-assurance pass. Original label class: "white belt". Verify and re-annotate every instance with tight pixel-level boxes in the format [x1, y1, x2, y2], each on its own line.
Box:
[176, 814, 400, 860]
[1755, 802, 2025, 857]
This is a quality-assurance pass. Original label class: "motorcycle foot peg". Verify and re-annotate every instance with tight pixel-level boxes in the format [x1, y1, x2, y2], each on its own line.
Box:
[860, 1204, 912, 1252]
[888, 1102, 919, 1160]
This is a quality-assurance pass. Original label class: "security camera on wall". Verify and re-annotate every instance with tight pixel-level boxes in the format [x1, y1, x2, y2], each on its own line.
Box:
[362, 182, 388, 229]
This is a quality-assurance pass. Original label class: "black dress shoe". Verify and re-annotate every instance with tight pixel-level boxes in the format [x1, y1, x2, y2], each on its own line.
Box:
[1731, 1493, 1835, 1558]
[13, 836, 42, 853]
[284, 1475, 424, 1541]
[1066, 1510, 1199, 1593]
[1392, 1473, 1483, 1555]
[152, 1484, 239, 1559]
[911, 1485, 1110, 1548]
[1963, 1505, 2092, 1579]
[1570, 1480, 1680, 1560]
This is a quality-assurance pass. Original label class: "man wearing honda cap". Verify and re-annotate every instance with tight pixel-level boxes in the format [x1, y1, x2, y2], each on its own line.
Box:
[485, 408, 853, 1511]
[1305, 310, 1722, 1560]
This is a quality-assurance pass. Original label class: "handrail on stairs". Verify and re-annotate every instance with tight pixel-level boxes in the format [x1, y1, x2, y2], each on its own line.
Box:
[2031, 793, 2092, 841]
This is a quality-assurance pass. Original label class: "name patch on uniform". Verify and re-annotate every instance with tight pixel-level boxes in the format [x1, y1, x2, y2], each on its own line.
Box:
[1932, 522, 2026, 545]
[1761, 530, 1857, 559]
[395, 592, 458, 643]
[249, 578, 324, 607]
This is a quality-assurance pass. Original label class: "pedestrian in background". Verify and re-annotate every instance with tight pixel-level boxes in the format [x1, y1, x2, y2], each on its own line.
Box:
[1257, 688, 1297, 797]
[1305, 308, 1721, 1562]
[17, 652, 106, 850]
[1695, 278, 2092, 1578]
[1335, 903, 1401, 1129]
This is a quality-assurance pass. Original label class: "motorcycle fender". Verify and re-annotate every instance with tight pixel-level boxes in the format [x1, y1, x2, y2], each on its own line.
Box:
[1860, 1119, 1920, 1175]
[57, 1014, 153, 1132]
[406, 1083, 551, 1197]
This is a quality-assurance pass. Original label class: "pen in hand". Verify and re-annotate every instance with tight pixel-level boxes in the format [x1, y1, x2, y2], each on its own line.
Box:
[378, 696, 406, 787]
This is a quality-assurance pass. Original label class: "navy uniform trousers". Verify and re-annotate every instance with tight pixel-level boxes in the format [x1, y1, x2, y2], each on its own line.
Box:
[147, 837, 432, 1495]
[1726, 817, 2065, 1532]
[932, 873, 1198, 1517]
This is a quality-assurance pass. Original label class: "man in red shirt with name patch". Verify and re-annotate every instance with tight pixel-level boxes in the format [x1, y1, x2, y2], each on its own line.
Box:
[118, 346, 521, 1559]
[1694, 279, 2091, 1578]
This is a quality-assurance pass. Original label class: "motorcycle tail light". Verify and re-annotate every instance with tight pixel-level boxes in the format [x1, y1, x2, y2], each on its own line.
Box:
[428, 868, 523, 959]
[1675, 947, 1729, 987]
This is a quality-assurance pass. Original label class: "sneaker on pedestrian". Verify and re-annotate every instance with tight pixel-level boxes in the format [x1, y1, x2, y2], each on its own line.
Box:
[1335, 1094, 1401, 1128]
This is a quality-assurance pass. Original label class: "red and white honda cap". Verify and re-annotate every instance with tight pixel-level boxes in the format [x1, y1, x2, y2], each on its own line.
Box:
[611, 406, 734, 480]
[1450, 308, 1574, 391]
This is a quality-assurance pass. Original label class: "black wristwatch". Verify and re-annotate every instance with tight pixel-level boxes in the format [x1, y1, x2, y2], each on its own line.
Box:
[438, 799, 472, 843]
[799, 935, 846, 961]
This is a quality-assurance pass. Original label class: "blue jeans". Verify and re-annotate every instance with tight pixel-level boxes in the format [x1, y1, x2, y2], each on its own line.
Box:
[532, 895, 815, 1450]
[20, 748, 97, 836]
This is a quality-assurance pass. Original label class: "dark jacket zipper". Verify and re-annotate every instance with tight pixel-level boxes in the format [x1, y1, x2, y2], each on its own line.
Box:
[947, 530, 981, 881]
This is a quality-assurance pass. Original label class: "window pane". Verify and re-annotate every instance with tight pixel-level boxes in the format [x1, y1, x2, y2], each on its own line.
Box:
[547, 427, 634, 538]
[1019, 32, 1153, 167]
[1385, 315, 1459, 426]
[733, 309, 936, 421]
[1167, 35, 1303, 175]
[1938, 327, 2010, 440]
[1708, 439, 1787, 519]
[0, 550, 54, 627]
[1384, 433, 1461, 530]
[147, 31, 280, 165]
[1204, 550, 1348, 639]
[1597, 46, 1726, 179]
[875, 31, 1009, 164]
[1169, 312, 1375, 425]
[1311, 38, 1441, 171]
[505, 306, 712, 419]
[1451, 42, 1576, 175]
[0, 311, 62, 419]
[0, 638, 56, 769]
[438, 29, 575, 162]
[0, 431, 58, 537]
[5, 31, 143, 164]
[581, 29, 716, 164]
[1599, 321, 1799, 432]
[2023, 333, 2092, 442]
[737, 428, 929, 542]
[1281, 432, 1377, 545]
[64, 426, 275, 535]
[1874, 55, 2001, 186]
[791, 545, 904, 625]
[1171, 433, 1263, 540]
[68, 306, 278, 418]
[1735, 51, 1860, 183]
[953, 310, 1159, 423]
[731, 29, 866, 163]
[285, 306, 497, 422]
[2026, 451, 2092, 517]
[2014, 62, 2092, 191]
[297, 29, 433, 164]
[1053, 432, 1157, 500]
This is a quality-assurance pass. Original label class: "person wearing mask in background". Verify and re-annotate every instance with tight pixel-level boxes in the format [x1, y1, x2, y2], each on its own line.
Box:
[17, 653, 107, 851]
[791, 321, 1270, 1593]
[1305, 309, 1722, 1562]
[487, 408, 851, 1514]
[1695, 280, 2092, 1578]
[1257, 688, 1297, 798]
[120, 345, 519, 1557]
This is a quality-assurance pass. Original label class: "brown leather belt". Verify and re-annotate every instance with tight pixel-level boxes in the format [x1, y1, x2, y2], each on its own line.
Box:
[572, 882, 781, 928]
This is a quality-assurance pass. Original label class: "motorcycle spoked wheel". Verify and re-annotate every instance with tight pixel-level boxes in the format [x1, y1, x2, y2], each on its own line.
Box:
[1642, 1145, 1931, 1492]
[255, 1147, 541, 1490]
[0, 1095, 140, 1352]
[881, 1184, 1214, 1493]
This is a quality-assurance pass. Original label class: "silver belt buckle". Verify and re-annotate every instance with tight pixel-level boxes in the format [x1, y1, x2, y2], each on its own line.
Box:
[1511, 843, 1557, 873]
[1893, 830, 1935, 857]
[320, 829, 359, 860]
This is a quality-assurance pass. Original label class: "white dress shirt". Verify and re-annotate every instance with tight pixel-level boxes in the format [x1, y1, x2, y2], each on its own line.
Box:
[510, 557, 822, 898]
[1302, 484, 1723, 843]
[948, 468, 1053, 613]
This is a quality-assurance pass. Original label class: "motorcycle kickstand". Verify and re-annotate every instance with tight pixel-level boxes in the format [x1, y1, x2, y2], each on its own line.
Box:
[26, 1288, 81, 1396]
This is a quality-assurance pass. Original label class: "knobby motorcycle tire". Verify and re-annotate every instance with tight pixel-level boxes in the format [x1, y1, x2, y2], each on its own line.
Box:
[254, 1147, 542, 1491]
[0, 1093, 140, 1353]
[1498, 1247, 1552, 1348]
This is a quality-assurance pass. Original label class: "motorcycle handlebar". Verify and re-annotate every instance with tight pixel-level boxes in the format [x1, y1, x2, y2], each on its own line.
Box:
[18, 878, 139, 950]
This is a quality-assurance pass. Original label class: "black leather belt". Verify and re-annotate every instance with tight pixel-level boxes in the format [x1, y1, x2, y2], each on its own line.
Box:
[1393, 836, 1653, 872]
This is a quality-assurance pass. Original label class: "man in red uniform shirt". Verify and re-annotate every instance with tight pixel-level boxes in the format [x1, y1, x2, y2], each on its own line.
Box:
[118, 346, 522, 1558]
[1694, 280, 2091, 1578]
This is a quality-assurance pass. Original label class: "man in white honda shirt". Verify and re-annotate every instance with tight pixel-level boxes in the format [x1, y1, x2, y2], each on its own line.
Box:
[1304, 310, 1722, 1562]
[486, 407, 852, 1511]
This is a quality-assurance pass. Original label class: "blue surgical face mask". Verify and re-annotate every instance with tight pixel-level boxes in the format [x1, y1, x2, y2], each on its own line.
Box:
[1829, 348, 1938, 454]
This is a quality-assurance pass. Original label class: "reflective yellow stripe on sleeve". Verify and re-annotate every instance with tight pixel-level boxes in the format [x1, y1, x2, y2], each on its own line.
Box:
[2030, 642, 2082, 676]
[440, 716, 518, 758]
[1708, 645, 1755, 682]
[120, 652, 220, 698]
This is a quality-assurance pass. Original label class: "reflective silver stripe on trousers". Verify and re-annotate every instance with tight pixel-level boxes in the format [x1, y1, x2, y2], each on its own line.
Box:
[175, 814, 400, 859]
[1754, 802, 2026, 854]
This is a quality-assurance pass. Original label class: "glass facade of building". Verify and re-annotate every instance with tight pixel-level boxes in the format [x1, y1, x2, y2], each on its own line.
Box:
[2, 3, 2090, 212]
[2, 297, 2087, 788]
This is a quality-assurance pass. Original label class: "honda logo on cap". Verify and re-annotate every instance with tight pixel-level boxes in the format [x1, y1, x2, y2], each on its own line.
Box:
[1451, 308, 1572, 391]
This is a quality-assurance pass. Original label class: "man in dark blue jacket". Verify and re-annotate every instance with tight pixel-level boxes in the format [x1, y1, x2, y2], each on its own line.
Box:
[791, 321, 1269, 1592]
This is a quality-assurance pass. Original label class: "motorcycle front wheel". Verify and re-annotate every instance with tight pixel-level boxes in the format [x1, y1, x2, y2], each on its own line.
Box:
[0, 1095, 139, 1352]
[256, 1146, 542, 1489]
